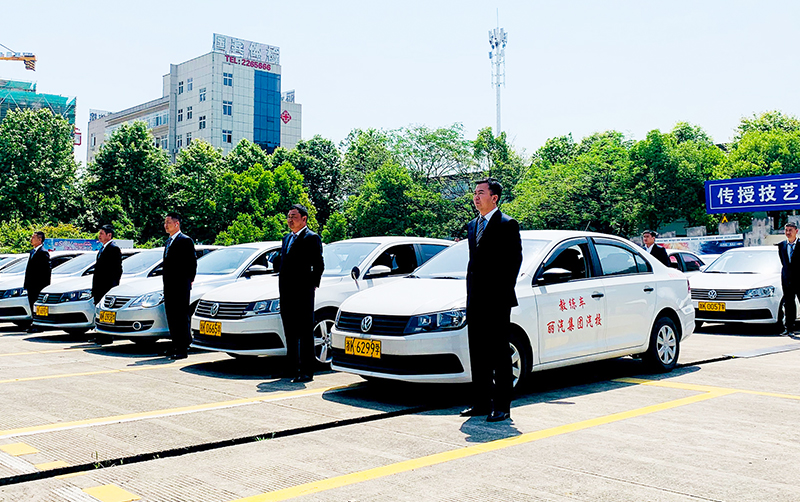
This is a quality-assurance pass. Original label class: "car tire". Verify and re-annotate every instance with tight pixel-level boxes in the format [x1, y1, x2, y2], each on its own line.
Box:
[643, 316, 680, 372]
[775, 298, 787, 332]
[509, 330, 531, 390]
[13, 320, 32, 329]
[313, 314, 336, 366]
[694, 321, 704, 332]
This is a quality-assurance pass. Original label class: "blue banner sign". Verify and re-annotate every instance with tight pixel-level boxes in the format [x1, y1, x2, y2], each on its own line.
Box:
[43, 238, 102, 253]
[705, 173, 800, 214]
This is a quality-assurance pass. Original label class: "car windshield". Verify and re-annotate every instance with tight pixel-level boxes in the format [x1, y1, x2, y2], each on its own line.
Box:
[196, 247, 258, 275]
[52, 253, 96, 275]
[411, 239, 550, 279]
[122, 250, 163, 275]
[0, 257, 28, 274]
[703, 249, 780, 274]
[322, 242, 380, 277]
[0, 257, 15, 269]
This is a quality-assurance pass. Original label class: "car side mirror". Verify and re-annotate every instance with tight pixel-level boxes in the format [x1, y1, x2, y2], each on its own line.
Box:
[535, 268, 573, 286]
[365, 265, 392, 278]
[350, 266, 360, 281]
[244, 264, 269, 277]
[149, 268, 164, 277]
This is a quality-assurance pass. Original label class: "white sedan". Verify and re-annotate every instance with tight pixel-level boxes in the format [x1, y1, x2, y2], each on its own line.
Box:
[690, 246, 789, 329]
[191, 237, 453, 363]
[330, 230, 694, 387]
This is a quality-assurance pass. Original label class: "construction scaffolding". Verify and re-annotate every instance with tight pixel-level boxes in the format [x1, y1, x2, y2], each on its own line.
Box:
[0, 79, 76, 125]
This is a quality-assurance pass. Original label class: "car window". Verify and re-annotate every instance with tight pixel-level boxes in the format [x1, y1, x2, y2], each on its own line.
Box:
[668, 254, 681, 269]
[52, 253, 95, 275]
[1, 258, 28, 274]
[413, 239, 549, 279]
[682, 253, 703, 272]
[322, 242, 380, 277]
[704, 250, 780, 274]
[196, 247, 258, 275]
[541, 242, 590, 281]
[595, 243, 639, 276]
[634, 253, 651, 273]
[122, 250, 163, 275]
[419, 244, 449, 264]
[370, 244, 418, 276]
[249, 249, 280, 269]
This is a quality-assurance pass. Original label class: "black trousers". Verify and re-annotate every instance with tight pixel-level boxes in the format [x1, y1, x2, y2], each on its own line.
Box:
[784, 281, 799, 329]
[466, 305, 513, 412]
[164, 287, 191, 352]
[280, 292, 316, 377]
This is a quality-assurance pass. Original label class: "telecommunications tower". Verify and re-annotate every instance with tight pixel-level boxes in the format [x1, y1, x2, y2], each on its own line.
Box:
[488, 20, 507, 135]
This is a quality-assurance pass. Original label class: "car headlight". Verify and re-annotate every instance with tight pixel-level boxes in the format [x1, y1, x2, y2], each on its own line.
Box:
[743, 286, 775, 299]
[64, 289, 93, 302]
[1, 288, 27, 298]
[404, 309, 467, 334]
[245, 299, 280, 315]
[129, 291, 165, 308]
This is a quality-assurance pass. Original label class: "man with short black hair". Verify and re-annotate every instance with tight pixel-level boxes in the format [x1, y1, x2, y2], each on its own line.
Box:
[642, 230, 670, 267]
[778, 222, 800, 335]
[92, 225, 123, 305]
[162, 213, 197, 359]
[274, 204, 324, 383]
[24, 231, 50, 333]
[461, 178, 522, 423]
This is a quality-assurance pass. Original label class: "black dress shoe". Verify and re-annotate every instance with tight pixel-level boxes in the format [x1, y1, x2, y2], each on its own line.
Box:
[168, 353, 188, 360]
[486, 410, 511, 423]
[291, 375, 313, 383]
[460, 406, 491, 417]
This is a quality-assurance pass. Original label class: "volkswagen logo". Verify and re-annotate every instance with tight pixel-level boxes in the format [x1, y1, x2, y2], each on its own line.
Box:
[107, 296, 115, 307]
[361, 315, 373, 333]
[42, 294, 49, 303]
[708, 290, 718, 300]
[210, 303, 220, 317]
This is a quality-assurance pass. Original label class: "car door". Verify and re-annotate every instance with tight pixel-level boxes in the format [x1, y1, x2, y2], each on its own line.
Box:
[593, 238, 658, 352]
[362, 244, 419, 284]
[532, 238, 607, 364]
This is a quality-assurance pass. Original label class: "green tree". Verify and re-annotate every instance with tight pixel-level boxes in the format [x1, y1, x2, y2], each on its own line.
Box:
[0, 109, 78, 222]
[734, 110, 800, 140]
[84, 122, 171, 242]
[340, 128, 395, 195]
[0, 221, 93, 253]
[224, 138, 270, 174]
[473, 127, 527, 201]
[321, 212, 348, 243]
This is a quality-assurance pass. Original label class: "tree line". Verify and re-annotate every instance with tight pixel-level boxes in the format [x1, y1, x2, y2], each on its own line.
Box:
[1, 108, 798, 252]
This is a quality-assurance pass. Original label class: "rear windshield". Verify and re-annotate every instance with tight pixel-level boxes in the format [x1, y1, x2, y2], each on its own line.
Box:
[122, 250, 163, 275]
[703, 249, 781, 274]
[52, 253, 96, 275]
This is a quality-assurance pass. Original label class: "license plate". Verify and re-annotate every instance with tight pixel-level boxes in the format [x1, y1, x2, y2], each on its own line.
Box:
[98, 311, 116, 324]
[199, 321, 222, 336]
[35, 305, 48, 317]
[345, 337, 381, 359]
[698, 301, 726, 312]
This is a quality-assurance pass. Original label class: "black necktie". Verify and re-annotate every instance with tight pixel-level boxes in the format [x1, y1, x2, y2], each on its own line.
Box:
[164, 237, 173, 258]
[476, 216, 487, 243]
[286, 233, 297, 252]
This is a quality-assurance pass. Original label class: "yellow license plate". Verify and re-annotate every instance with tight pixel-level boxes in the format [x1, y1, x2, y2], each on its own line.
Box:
[345, 337, 381, 359]
[698, 301, 726, 312]
[36, 305, 48, 317]
[199, 321, 222, 336]
[98, 311, 116, 324]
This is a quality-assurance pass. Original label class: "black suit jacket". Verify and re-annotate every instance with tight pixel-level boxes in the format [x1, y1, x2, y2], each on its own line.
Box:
[778, 240, 800, 288]
[162, 233, 197, 295]
[649, 244, 670, 267]
[24, 247, 51, 298]
[92, 241, 123, 303]
[275, 227, 324, 302]
[466, 211, 523, 310]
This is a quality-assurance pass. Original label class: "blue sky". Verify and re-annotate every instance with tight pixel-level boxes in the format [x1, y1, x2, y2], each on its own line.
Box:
[3, 0, 798, 163]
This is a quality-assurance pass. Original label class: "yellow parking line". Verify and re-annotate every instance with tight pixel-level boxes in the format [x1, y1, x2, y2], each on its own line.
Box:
[35, 460, 70, 470]
[83, 484, 141, 502]
[0, 383, 360, 439]
[231, 389, 733, 502]
[615, 377, 800, 400]
[0, 360, 196, 385]
[0, 347, 85, 358]
[0, 442, 38, 456]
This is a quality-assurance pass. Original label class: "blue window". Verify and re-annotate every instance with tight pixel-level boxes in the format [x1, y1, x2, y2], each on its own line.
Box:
[223, 100, 232, 116]
[253, 72, 281, 153]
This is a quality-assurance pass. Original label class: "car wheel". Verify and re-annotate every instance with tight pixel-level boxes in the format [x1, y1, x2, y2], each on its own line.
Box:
[644, 316, 680, 372]
[775, 298, 787, 331]
[509, 330, 531, 390]
[313, 315, 336, 365]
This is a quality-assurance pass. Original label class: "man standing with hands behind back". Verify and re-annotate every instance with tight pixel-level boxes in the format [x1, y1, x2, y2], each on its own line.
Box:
[461, 178, 522, 423]
[274, 204, 324, 383]
[92, 225, 123, 344]
[642, 230, 670, 267]
[24, 231, 50, 333]
[778, 222, 800, 335]
[162, 213, 197, 360]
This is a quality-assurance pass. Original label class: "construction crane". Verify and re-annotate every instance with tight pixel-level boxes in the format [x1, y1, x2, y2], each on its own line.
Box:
[0, 43, 36, 70]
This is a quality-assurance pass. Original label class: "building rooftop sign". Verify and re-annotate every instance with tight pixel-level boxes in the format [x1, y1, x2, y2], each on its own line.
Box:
[705, 173, 800, 214]
[212, 33, 279, 66]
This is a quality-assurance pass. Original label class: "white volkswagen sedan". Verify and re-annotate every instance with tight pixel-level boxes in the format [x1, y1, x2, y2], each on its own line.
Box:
[330, 230, 694, 387]
[191, 237, 453, 363]
[690, 246, 788, 329]
[94, 243, 276, 344]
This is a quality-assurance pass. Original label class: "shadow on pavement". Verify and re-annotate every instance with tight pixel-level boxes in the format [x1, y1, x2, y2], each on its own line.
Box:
[696, 322, 781, 337]
[460, 416, 521, 442]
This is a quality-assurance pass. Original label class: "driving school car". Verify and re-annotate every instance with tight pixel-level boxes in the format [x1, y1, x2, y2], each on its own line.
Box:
[331, 230, 694, 387]
[191, 237, 453, 363]
[94, 243, 277, 343]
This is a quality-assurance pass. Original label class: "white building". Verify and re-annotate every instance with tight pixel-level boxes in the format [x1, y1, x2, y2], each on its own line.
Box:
[87, 34, 302, 164]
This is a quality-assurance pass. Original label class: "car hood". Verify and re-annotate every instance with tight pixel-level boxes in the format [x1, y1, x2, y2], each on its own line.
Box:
[104, 273, 240, 298]
[339, 278, 467, 316]
[689, 272, 779, 290]
[200, 274, 350, 303]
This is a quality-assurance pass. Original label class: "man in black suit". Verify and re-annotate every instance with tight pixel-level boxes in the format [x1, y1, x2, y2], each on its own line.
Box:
[778, 222, 800, 335]
[24, 231, 50, 333]
[274, 204, 324, 383]
[162, 213, 197, 360]
[642, 230, 670, 267]
[92, 225, 123, 344]
[461, 178, 522, 423]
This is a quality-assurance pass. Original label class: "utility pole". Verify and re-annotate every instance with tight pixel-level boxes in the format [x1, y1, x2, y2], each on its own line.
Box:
[488, 14, 507, 136]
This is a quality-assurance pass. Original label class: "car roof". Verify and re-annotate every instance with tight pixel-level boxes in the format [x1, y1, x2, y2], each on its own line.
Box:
[726, 246, 775, 252]
[518, 229, 632, 242]
[222, 241, 281, 249]
[328, 236, 453, 245]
